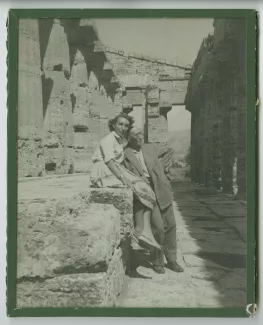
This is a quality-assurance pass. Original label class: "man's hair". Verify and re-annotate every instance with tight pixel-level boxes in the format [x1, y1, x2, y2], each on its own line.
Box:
[129, 127, 143, 138]
[108, 113, 134, 132]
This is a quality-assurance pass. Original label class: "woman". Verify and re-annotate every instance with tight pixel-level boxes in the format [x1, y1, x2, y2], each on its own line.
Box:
[90, 113, 161, 250]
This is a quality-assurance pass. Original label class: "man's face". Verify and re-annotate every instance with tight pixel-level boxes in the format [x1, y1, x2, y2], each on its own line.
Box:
[129, 130, 143, 147]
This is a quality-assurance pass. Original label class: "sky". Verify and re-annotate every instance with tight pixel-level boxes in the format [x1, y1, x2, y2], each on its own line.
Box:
[94, 18, 214, 131]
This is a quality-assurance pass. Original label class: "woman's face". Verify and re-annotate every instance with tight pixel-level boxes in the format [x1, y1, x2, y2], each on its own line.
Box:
[113, 117, 130, 138]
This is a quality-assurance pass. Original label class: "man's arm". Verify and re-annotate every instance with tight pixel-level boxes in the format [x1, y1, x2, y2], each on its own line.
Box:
[152, 143, 175, 176]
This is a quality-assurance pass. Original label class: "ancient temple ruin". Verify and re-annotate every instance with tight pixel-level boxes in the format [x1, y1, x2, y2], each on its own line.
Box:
[185, 19, 247, 199]
[16, 17, 248, 308]
[18, 18, 247, 200]
[18, 18, 190, 178]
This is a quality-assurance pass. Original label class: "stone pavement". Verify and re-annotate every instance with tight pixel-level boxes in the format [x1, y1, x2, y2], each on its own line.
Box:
[118, 181, 247, 308]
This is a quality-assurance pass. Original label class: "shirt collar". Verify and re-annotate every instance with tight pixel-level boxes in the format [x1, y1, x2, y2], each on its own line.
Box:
[132, 148, 141, 154]
[112, 131, 121, 138]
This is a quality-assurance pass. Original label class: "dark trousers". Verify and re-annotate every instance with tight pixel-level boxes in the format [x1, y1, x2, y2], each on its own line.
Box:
[133, 176, 177, 266]
[150, 203, 177, 266]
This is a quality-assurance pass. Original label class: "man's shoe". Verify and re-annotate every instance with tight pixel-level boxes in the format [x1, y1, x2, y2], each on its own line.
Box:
[166, 262, 184, 273]
[152, 265, 165, 274]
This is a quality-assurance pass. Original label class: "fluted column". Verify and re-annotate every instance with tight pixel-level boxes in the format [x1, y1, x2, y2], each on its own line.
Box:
[18, 19, 44, 177]
[42, 19, 74, 175]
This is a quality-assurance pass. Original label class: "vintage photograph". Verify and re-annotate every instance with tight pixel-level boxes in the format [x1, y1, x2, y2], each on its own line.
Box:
[17, 17, 247, 309]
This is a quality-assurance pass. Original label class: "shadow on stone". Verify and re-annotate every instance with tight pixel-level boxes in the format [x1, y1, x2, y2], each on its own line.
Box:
[197, 252, 246, 269]
[171, 182, 247, 308]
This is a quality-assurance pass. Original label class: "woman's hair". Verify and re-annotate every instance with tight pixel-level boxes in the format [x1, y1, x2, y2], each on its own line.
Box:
[108, 113, 135, 132]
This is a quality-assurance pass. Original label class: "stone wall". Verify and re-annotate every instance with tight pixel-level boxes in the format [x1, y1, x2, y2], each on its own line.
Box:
[17, 184, 133, 308]
[185, 19, 247, 199]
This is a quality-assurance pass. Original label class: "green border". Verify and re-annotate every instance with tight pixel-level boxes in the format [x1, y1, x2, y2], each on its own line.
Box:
[7, 9, 257, 318]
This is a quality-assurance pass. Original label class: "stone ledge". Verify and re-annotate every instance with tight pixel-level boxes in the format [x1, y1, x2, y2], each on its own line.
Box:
[17, 178, 133, 308]
[17, 248, 125, 308]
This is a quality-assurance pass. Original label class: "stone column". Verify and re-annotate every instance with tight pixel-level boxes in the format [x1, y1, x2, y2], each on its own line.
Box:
[42, 19, 74, 175]
[195, 94, 205, 184]
[236, 34, 247, 200]
[190, 108, 197, 182]
[211, 82, 223, 189]
[203, 85, 213, 187]
[129, 105, 144, 129]
[70, 49, 90, 173]
[236, 78, 246, 199]
[221, 79, 237, 194]
[18, 19, 44, 177]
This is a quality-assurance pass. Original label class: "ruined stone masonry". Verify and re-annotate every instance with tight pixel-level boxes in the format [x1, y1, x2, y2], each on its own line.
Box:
[18, 18, 191, 177]
[17, 182, 133, 308]
[185, 19, 247, 199]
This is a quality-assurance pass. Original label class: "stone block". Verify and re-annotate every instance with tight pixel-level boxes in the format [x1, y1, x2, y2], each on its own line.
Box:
[17, 179, 133, 308]
[17, 248, 125, 308]
[44, 147, 74, 175]
[74, 132, 89, 149]
[160, 90, 186, 106]
[18, 139, 44, 177]
[74, 149, 93, 173]
[87, 188, 133, 240]
[17, 202, 121, 279]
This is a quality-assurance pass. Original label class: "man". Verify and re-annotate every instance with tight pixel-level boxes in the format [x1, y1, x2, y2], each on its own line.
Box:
[123, 127, 184, 274]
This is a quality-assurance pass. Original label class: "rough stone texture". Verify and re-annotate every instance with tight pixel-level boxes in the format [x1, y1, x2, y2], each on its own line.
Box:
[148, 115, 169, 143]
[87, 188, 133, 240]
[18, 19, 124, 176]
[70, 49, 90, 172]
[18, 19, 44, 177]
[17, 176, 133, 308]
[17, 202, 121, 278]
[185, 19, 247, 199]
[41, 19, 74, 175]
[17, 248, 125, 308]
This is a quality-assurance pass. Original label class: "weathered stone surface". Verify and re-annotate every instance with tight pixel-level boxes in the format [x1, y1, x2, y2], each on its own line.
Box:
[42, 20, 74, 175]
[18, 202, 121, 279]
[42, 19, 70, 73]
[87, 187, 133, 239]
[17, 177, 133, 308]
[17, 248, 125, 308]
[18, 19, 44, 177]
[18, 139, 44, 177]
[218, 269, 246, 291]
[148, 115, 169, 143]
[186, 19, 246, 199]
[225, 219, 246, 241]
[208, 204, 246, 218]
[183, 254, 229, 271]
